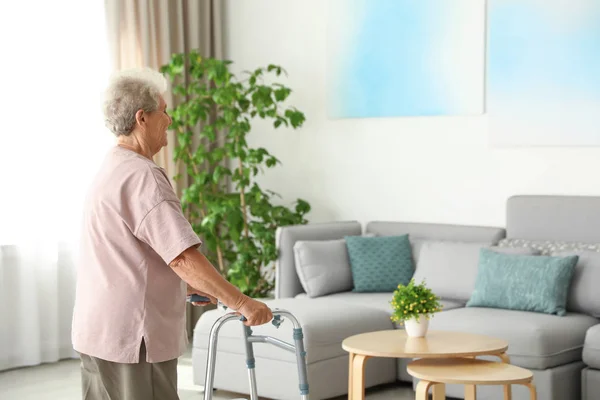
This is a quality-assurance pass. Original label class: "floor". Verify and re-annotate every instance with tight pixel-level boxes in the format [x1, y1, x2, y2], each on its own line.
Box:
[0, 349, 416, 400]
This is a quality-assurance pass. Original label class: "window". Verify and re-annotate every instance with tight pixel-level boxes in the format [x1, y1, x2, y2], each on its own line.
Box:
[0, 1, 114, 244]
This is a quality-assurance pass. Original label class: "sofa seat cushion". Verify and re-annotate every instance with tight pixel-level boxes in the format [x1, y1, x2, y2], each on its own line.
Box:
[428, 307, 598, 369]
[584, 324, 600, 369]
[193, 298, 394, 364]
[295, 291, 465, 314]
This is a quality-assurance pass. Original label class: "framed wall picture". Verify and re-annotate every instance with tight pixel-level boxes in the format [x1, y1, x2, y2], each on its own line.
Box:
[487, 0, 600, 146]
[327, 0, 485, 119]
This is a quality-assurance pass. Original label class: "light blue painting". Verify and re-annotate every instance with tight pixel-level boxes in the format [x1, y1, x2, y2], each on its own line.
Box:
[488, 0, 600, 146]
[327, 0, 484, 119]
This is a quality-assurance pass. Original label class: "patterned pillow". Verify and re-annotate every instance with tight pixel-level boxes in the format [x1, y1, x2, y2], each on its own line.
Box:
[467, 248, 578, 316]
[498, 238, 600, 255]
[344, 235, 414, 292]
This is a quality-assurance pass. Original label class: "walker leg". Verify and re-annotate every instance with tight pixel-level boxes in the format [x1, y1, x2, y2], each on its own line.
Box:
[203, 314, 240, 400]
[293, 327, 310, 399]
[243, 325, 259, 400]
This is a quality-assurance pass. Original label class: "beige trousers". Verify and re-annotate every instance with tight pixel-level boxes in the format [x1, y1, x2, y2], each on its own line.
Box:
[80, 340, 179, 400]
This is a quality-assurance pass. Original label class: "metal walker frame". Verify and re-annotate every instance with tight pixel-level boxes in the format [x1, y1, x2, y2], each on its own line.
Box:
[201, 308, 310, 400]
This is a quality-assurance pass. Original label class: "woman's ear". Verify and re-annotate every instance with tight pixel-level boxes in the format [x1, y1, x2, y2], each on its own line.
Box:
[135, 109, 145, 126]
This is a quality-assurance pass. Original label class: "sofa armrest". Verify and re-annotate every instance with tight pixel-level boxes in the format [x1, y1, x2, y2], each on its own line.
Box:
[584, 324, 600, 369]
[274, 221, 362, 298]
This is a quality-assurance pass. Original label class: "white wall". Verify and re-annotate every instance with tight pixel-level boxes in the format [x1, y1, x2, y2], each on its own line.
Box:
[223, 0, 600, 228]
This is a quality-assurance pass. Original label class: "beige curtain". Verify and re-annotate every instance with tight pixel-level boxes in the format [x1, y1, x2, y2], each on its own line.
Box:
[104, 0, 223, 187]
[104, 0, 224, 335]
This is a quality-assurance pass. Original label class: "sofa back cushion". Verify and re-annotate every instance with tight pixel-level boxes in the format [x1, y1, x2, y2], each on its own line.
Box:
[553, 250, 600, 317]
[365, 221, 505, 243]
[413, 241, 486, 302]
[413, 241, 538, 302]
[365, 221, 506, 265]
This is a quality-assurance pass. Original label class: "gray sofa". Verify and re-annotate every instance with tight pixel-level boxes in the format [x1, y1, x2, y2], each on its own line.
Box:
[192, 195, 600, 400]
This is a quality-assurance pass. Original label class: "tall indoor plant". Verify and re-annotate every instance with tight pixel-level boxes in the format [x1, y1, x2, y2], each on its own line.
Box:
[160, 51, 310, 298]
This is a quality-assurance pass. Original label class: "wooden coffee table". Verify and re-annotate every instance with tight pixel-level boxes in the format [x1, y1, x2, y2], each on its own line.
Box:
[341, 330, 510, 400]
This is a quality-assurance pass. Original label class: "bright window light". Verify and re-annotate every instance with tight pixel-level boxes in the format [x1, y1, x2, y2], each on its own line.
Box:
[0, 1, 114, 244]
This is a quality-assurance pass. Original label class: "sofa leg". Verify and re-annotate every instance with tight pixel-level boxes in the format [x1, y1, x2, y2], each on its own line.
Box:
[415, 380, 435, 400]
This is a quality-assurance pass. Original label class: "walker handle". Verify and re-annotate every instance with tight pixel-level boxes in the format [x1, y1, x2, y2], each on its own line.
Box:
[187, 294, 211, 303]
[187, 295, 247, 321]
[189, 296, 280, 325]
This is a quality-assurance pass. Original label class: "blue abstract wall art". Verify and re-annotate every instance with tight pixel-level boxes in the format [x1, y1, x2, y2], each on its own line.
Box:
[488, 0, 600, 146]
[327, 0, 485, 119]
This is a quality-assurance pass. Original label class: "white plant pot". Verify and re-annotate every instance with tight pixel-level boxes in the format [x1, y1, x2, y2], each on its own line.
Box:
[404, 315, 429, 337]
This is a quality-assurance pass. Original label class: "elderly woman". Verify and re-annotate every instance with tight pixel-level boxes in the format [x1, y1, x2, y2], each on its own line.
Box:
[71, 68, 272, 400]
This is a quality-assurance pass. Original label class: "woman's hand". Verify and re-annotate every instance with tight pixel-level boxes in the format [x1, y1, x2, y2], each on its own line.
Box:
[237, 297, 273, 326]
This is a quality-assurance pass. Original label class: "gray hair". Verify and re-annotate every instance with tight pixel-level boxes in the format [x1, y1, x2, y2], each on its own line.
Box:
[103, 68, 169, 136]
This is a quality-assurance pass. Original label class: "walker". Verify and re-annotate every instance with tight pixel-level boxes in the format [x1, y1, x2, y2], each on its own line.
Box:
[188, 294, 310, 400]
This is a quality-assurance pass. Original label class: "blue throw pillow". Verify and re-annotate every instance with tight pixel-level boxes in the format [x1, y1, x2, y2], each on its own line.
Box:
[344, 235, 414, 292]
[466, 248, 578, 316]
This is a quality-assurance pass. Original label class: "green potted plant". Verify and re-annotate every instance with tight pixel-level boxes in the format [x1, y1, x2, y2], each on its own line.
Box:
[160, 51, 310, 298]
[390, 279, 443, 337]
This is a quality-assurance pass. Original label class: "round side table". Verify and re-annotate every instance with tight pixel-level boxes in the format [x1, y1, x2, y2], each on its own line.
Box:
[341, 330, 510, 400]
[407, 358, 536, 400]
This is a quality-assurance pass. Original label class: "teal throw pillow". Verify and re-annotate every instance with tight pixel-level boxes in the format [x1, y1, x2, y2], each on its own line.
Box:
[466, 248, 578, 316]
[344, 235, 414, 292]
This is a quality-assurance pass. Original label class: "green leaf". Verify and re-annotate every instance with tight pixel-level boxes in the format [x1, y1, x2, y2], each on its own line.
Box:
[238, 98, 251, 111]
[265, 157, 278, 168]
[284, 109, 306, 128]
[213, 165, 232, 183]
[202, 125, 217, 141]
[274, 87, 291, 102]
[295, 199, 311, 214]
[178, 133, 191, 147]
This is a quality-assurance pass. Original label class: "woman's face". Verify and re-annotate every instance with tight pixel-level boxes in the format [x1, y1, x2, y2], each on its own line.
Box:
[143, 96, 172, 152]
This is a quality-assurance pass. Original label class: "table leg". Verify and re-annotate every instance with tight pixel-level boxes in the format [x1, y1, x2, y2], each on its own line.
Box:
[432, 383, 446, 400]
[348, 353, 355, 400]
[415, 380, 435, 400]
[498, 352, 510, 363]
[498, 352, 512, 399]
[350, 354, 369, 400]
[503, 384, 512, 400]
[523, 382, 537, 400]
[465, 384, 477, 400]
